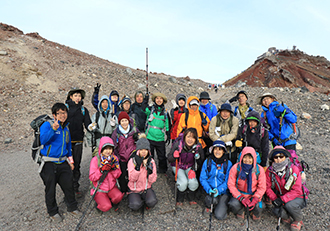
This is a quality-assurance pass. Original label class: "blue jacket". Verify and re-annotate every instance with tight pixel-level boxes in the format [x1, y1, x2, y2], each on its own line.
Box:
[200, 158, 232, 196]
[92, 90, 120, 114]
[199, 102, 217, 121]
[40, 121, 72, 163]
[261, 101, 297, 147]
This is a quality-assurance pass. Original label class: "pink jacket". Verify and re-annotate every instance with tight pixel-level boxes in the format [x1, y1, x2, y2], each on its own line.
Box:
[89, 137, 122, 195]
[228, 147, 266, 201]
[127, 153, 157, 193]
[266, 164, 303, 203]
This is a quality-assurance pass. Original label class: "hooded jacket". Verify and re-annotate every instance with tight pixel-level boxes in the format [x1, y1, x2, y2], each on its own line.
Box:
[65, 99, 91, 142]
[92, 89, 120, 114]
[89, 136, 122, 195]
[227, 147, 266, 201]
[236, 111, 269, 167]
[200, 155, 232, 196]
[177, 96, 210, 148]
[170, 94, 188, 140]
[127, 150, 157, 193]
[131, 91, 149, 132]
[199, 101, 218, 121]
[40, 120, 72, 162]
[261, 101, 297, 147]
[111, 124, 139, 163]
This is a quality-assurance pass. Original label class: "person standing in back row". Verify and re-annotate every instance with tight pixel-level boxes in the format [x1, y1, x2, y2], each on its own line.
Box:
[65, 88, 91, 197]
[228, 90, 254, 128]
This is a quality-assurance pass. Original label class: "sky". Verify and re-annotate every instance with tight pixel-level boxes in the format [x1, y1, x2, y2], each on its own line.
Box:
[1, 0, 330, 84]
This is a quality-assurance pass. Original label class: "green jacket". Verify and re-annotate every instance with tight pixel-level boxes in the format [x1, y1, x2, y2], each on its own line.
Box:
[144, 104, 169, 142]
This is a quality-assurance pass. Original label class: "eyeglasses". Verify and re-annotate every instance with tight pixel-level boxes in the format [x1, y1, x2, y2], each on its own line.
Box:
[273, 155, 285, 160]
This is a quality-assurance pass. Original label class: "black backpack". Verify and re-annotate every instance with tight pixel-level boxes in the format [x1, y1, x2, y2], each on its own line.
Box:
[30, 114, 53, 164]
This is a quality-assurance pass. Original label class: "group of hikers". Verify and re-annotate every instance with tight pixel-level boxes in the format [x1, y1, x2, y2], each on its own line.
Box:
[37, 84, 307, 231]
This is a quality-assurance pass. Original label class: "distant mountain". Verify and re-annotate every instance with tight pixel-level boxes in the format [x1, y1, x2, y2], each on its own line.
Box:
[223, 47, 330, 94]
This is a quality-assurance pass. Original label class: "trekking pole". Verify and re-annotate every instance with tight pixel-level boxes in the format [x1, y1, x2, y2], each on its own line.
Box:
[74, 170, 109, 231]
[209, 193, 214, 231]
[276, 206, 282, 231]
[173, 159, 179, 215]
[146, 47, 149, 93]
[246, 205, 250, 231]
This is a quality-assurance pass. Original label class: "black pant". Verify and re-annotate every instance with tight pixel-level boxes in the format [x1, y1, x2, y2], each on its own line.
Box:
[72, 142, 83, 191]
[128, 188, 158, 211]
[118, 161, 128, 193]
[149, 140, 167, 172]
[40, 161, 78, 216]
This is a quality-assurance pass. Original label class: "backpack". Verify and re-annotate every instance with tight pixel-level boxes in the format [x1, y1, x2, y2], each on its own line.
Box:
[30, 114, 53, 164]
[182, 110, 206, 133]
[145, 105, 169, 138]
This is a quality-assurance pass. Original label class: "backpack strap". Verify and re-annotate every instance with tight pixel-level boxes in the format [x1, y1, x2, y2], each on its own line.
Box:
[234, 106, 238, 116]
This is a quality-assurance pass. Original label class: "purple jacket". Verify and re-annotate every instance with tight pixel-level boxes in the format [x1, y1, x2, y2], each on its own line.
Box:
[111, 125, 139, 163]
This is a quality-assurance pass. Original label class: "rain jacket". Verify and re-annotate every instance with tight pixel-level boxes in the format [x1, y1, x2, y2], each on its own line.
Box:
[177, 96, 210, 148]
[40, 120, 72, 163]
[170, 94, 188, 140]
[89, 137, 121, 195]
[111, 125, 139, 163]
[199, 101, 217, 121]
[266, 163, 304, 203]
[261, 101, 297, 147]
[200, 157, 233, 196]
[228, 147, 266, 201]
[127, 151, 157, 193]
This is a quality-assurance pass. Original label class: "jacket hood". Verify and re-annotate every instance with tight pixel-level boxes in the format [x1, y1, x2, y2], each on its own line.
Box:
[175, 93, 186, 105]
[269, 145, 291, 160]
[187, 96, 200, 114]
[239, 146, 257, 169]
[98, 95, 111, 113]
[245, 111, 261, 125]
[98, 136, 115, 157]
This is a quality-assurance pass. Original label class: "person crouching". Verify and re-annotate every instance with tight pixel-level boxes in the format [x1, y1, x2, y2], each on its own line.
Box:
[127, 135, 158, 210]
[89, 137, 124, 212]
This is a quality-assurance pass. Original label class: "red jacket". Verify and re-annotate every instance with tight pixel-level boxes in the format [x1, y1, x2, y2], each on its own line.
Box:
[170, 106, 186, 140]
[266, 163, 303, 203]
[228, 147, 266, 201]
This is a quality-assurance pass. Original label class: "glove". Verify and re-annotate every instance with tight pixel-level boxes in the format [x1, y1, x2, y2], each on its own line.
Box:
[133, 132, 139, 142]
[201, 116, 208, 126]
[147, 160, 153, 175]
[213, 188, 219, 197]
[110, 116, 116, 126]
[88, 122, 97, 132]
[94, 83, 101, 94]
[187, 170, 196, 179]
[225, 141, 232, 147]
[166, 131, 171, 145]
[209, 188, 216, 195]
[248, 197, 259, 211]
[241, 198, 250, 208]
[235, 139, 243, 147]
[229, 96, 238, 103]
[274, 105, 285, 117]
[273, 197, 284, 207]
[100, 164, 111, 172]
[173, 150, 180, 158]
[134, 156, 143, 171]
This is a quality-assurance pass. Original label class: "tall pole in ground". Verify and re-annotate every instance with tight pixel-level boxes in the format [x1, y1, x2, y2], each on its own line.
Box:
[146, 48, 149, 93]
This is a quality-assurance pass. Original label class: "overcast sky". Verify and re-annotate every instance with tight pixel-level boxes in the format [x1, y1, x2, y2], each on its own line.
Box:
[2, 0, 329, 84]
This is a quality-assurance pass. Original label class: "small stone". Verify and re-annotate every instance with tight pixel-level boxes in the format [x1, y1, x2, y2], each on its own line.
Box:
[320, 104, 329, 111]
[168, 77, 177, 83]
[300, 112, 311, 119]
[4, 138, 13, 144]
[0, 51, 8, 55]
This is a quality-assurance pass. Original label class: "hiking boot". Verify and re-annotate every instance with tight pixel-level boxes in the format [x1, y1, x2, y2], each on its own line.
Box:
[264, 196, 272, 208]
[252, 213, 260, 222]
[282, 218, 291, 224]
[202, 208, 211, 218]
[50, 213, 63, 222]
[236, 211, 245, 220]
[176, 202, 183, 206]
[70, 210, 82, 217]
[189, 201, 198, 207]
[291, 221, 303, 231]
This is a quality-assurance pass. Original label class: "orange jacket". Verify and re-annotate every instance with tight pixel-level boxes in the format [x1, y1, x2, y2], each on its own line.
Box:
[177, 96, 210, 148]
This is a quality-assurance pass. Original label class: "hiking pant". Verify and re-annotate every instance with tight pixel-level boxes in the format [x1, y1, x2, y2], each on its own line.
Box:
[118, 161, 129, 193]
[72, 142, 83, 192]
[172, 167, 199, 192]
[94, 186, 123, 212]
[228, 197, 265, 217]
[40, 161, 78, 216]
[149, 140, 167, 172]
[272, 198, 305, 221]
[128, 188, 158, 211]
[205, 194, 230, 220]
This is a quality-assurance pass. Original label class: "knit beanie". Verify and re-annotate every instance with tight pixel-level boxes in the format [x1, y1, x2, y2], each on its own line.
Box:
[118, 111, 130, 124]
[269, 146, 291, 160]
[136, 137, 150, 151]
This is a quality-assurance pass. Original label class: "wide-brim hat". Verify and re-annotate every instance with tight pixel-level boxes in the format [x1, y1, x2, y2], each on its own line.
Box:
[209, 140, 227, 153]
[258, 92, 277, 105]
[199, 91, 211, 100]
[152, 92, 167, 104]
[219, 103, 233, 113]
[67, 88, 85, 100]
[269, 146, 291, 160]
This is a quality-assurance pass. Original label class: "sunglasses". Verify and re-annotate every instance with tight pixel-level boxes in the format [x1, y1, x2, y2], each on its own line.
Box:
[273, 155, 285, 160]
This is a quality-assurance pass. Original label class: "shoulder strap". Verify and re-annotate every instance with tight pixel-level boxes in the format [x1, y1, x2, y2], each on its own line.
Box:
[207, 157, 212, 172]
[81, 106, 85, 116]
[185, 112, 189, 128]
[234, 106, 238, 116]
[199, 111, 205, 131]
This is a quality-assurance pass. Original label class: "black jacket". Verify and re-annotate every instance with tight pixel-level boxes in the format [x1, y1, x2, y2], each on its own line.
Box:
[131, 95, 149, 132]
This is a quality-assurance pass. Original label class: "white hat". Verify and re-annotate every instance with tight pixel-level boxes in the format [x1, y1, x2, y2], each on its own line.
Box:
[189, 99, 199, 106]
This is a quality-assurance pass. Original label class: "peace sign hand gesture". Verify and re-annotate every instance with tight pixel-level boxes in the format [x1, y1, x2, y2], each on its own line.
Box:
[53, 118, 60, 130]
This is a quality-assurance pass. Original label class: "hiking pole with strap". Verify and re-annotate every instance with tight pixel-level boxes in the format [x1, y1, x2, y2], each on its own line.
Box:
[246, 205, 250, 231]
[276, 206, 282, 231]
[75, 170, 109, 231]
[209, 193, 214, 231]
[146, 47, 149, 93]
[173, 159, 179, 215]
